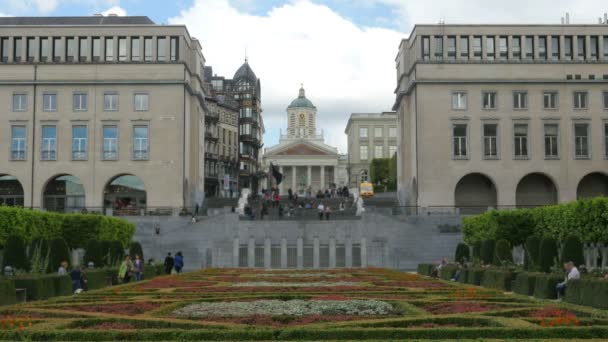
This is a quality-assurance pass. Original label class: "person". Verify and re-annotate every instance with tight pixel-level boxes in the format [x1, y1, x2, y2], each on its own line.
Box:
[79, 266, 88, 291]
[430, 258, 448, 278]
[325, 205, 332, 220]
[317, 202, 325, 220]
[58, 261, 68, 275]
[229, 186, 234, 199]
[260, 202, 268, 220]
[604, 273, 608, 280]
[164, 253, 174, 275]
[174, 252, 184, 273]
[273, 192, 280, 208]
[70, 267, 82, 292]
[119, 255, 134, 283]
[133, 254, 144, 281]
[556, 261, 580, 300]
[278, 204, 284, 218]
[288, 188, 293, 201]
[339, 202, 345, 211]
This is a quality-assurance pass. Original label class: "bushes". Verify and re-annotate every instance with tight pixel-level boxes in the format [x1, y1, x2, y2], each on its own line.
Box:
[513, 272, 538, 296]
[2, 235, 29, 271]
[84, 240, 104, 268]
[439, 265, 458, 281]
[0, 279, 16, 306]
[466, 268, 485, 285]
[107, 241, 125, 267]
[524, 236, 540, 271]
[13, 275, 56, 301]
[129, 242, 144, 260]
[565, 278, 608, 310]
[533, 273, 563, 299]
[48, 238, 71, 273]
[472, 241, 482, 261]
[538, 238, 559, 273]
[481, 269, 517, 291]
[561, 235, 584, 266]
[417, 264, 435, 276]
[493, 239, 512, 266]
[454, 243, 470, 264]
[480, 240, 495, 265]
[52, 275, 73, 297]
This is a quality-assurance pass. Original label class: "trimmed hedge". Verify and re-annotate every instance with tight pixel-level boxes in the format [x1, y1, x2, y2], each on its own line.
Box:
[2, 235, 29, 271]
[85, 268, 115, 290]
[466, 268, 485, 285]
[129, 241, 144, 260]
[13, 275, 57, 301]
[0, 279, 16, 306]
[48, 238, 71, 273]
[565, 278, 608, 309]
[417, 264, 435, 276]
[480, 240, 495, 265]
[84, 240, 104, 268]
[538, 238, 558, 273]
[52, 275, 73, 297]
[493, 239, 512, 266]
[439, 265, 459, 281]
[481, 268, 517, 291]
[524, 236, 540, 271]
[561, 235, 584, 266]
[533, 273, 563, 299]
[0, 206, 135, 249]
[513, 272, 538, 296]
[454, 243, 470, 264]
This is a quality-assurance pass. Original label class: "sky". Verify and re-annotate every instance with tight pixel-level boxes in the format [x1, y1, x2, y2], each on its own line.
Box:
[2, 0, 608, 151]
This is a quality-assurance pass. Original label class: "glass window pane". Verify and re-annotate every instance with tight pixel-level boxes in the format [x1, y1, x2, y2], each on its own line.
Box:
[131, 38, 140, 61]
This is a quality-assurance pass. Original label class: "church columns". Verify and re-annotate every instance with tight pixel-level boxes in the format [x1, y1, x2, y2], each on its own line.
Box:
[320, 166, 325, 190]
[279, 166, 284, 194]
[333, 165, 338, 186]
[307, 166, 312, 188]
[291, 166, 297, 192]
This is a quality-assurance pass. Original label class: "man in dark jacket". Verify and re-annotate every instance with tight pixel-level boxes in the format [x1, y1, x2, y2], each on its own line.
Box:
[164, 252, 175, 275]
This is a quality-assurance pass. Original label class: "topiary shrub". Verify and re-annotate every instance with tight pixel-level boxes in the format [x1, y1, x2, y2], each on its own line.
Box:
[129, 241, 144, 260]
[493, 239, 513, 266]
[533, 273, 564, 299]
[47, 238, 71, 273]
[538, 238, 559, 273]
[2, 235, 29, 271]
[108, 241, 125, 267]
[480, 239, 495, 265]
[561, 235, 584, 267]
[524, 236, 541, 271]
[472, 241, 482, 261]
[84, 240, 103, 268]
[513, 272, 538, 296]
[0, 279, 16, 306]
[454, 243, 470, 264]
[99, 241, 112, 267]
[466, 268, 485, 285]
[417, 264, 435, 276]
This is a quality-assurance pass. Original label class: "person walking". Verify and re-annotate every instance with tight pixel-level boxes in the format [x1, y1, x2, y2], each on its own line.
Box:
[317, 202, 325, 220]
[133, 254, 144, 281]
[288, 188, 293, 201]
[174, 252, 184, 273]
[118, 255, 134, 283]
[164, 253, 175, 275]
[325, 205, 332, 220]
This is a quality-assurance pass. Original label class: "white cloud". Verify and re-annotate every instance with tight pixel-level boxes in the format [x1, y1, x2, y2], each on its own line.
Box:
[101, 5, 127, 16]
[4, 0, 121, 15]
[170, 0, 402, 152]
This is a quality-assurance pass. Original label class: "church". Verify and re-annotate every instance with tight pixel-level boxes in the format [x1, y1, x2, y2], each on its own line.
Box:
[263, 86, 348, 195]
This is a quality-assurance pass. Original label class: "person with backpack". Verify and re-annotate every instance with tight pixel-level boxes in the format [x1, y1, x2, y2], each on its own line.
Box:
[174, 252, 184, 273]
[164, 252, 175, 275]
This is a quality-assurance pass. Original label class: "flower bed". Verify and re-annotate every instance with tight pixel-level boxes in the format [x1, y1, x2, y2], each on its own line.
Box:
[231, 281, 361, 287]
[58, 302, 162, 316]
[422, 301, 499, 315]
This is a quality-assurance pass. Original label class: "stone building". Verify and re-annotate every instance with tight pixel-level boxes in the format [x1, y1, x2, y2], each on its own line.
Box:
[0, 16, 207, 215]
[394, 24, 608, 212]
[344, 112, 398, 187]
[263, 86, 348, 194]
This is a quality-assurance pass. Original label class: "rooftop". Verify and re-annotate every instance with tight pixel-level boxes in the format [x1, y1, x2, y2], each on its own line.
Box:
[0, 16, 156, 26]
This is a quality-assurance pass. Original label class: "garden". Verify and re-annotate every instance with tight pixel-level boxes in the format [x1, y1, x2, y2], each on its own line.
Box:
[1, 268, 608, 341]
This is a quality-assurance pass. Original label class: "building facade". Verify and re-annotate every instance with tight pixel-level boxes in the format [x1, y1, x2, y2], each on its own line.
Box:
[394, 24, 608, 212]
[0, 16, 207, 215]
[264, 86, 348, 194]
[344, 112, 397, 187]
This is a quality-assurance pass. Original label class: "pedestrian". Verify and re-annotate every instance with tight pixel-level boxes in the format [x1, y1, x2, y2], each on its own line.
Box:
[317, 202, 325, 220]
[58, 261, 68, 275]
[278, 204, 284, 218]
[118, 255, 134, 283]
[164, 253, 174, 275]
[230, 186, 234, 199]
[133, 254, 144, 281]
[556, 261, 580, 300]
[174, 252, 184, 273]
[261, 202, 268, 220]
[325, 205, 332, 220]
[288, 188, 293, 201]
[70, 267, 82, 292]
[273, 192, 280, 208]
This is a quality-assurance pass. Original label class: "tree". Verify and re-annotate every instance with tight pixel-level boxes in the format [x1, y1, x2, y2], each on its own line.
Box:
[561, 235, 584, 267]
[84, 240, 103, 268]
[472, 241, 482, 260]
[524, 236, 541, 271]
[538, 238, 559, 273]
[108, 241, 125, 267]
[369, 159, 390, 186]
[2, 235, 29, 271]
[129, 241, 144, 261]
[47, 238, 71, 273]
[480, 239, 495, 265]
[493, 239, 513, 266]
[454, 243, 470, 264]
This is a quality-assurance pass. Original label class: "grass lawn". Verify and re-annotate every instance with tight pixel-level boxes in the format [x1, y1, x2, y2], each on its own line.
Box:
[1, 268, 607, 341]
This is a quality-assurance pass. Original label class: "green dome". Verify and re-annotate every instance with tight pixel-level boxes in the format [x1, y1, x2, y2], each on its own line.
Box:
[288, 86, 316, 109]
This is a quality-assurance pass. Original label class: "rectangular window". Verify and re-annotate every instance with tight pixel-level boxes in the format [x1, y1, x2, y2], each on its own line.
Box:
[118, 37, 127, 61]
[604, 91, 608, 109]
[102, 125, 118, 160]
[421, 36, 430, 60]
[512, 36, 521, 59]
[604, 37, 608, 60]
[499, 36, 508, 60]
[551, 36, 560, 60]
[460, 36, 469, 60]
[544, 124, 559, 159]
[144, 37, 153, 61]
[525, 36, 534, 59]
[73, 93, 88, 112]
[472, 36, 482, 60]
[359, 127, 368, 138]
[483, 123, 498, 159]
[14, 38, 22, 62]
[434, 36, 443, 60]
[40, 37, 50, 62]
[482, 91, 497, 109]
[574, 91, 588, 109]
[170, 37, 179, 61]
[513, 91, 528, 109]
[374, 145, 383, 158]
[389, 145, 397, 157]
[453, 124, 467, 158]
[104, 92, 118, 111]
[538, 36, 547, 59]
[360, 145, 368, 160]
[544, 91, 558, 109]
[133, 126, 149, 160]
[53, 37, 61, 61]
[12, 93, 27, 112]
[389, 127, 397, 138]
[486, 36, 495, 60]
[514, 124, 529, 158]
[1, 38, 9, 62]
[43, 93, 57, 112]
[577, 36, 586, 61]
[105, 38, 114, 61]
[92, 37, 101, 61]
[590, 36, 598, 61]
[72, 126, 87, 160]
[452, 92, 467, 110]
[131, 37, 140, 61]
[374, 127, 383, 137]
[10, 126, 26, 160]
[157, 37, 166, 61]
[605, 123, 608, 159]
[79, 37, 87, 62]
[26, 37, 35, 62]
[574, 123, 590, 159]
[41, 125, 57, 161]
[134, 93, 149, 111]
[66, 37, 77, 62]
[447, 36, 456, 60]
[564, 36, 573, 60]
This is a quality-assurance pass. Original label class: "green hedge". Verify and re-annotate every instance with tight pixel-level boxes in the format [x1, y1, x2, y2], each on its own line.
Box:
[52, 275, 73, 297]
[466, 268, 485, 285]
[0, 206, 135, 249]
[417, 264, 435, 276]
[13, 275, 57, 301]
[481, 269, 517, 291]
[0, 279, 16, 305]
[533, 273, 563, 299]
[85, 269, 114, 290]
[565, 278, 608, 309]
[439, 265, 458, 281]
[463, 198, 608, 245]
[512, 272, 539, 296]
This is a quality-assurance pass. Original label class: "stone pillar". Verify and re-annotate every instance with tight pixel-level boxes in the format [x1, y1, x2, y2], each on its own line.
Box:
[280, 238, 287, 269]
[360, 237, 367, 268]
[233, 237, 239, 268]
[307, 166, 312, 188]
[297, 237, 304, 269]
[333, 165, 338, 186]
[601, 244, 608, 269]
[345, 236, 353, 268]
[264, 238, 271, 269]
[329, 237, 336, 269]
[313, 237, 320, 269]
[320, 166, 325, 190]
[71, 249, 81, 267]
[248, 237, 255, 268]
[291, 166, 297, 192]
[279, 166, 284, 194]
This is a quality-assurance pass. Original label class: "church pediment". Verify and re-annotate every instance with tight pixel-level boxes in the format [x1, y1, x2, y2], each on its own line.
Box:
[275, 143, 332, 156]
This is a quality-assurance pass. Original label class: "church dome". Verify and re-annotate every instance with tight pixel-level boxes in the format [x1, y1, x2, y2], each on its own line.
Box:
[233, 59, 257, 83]
[288, 85, 316, 109]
